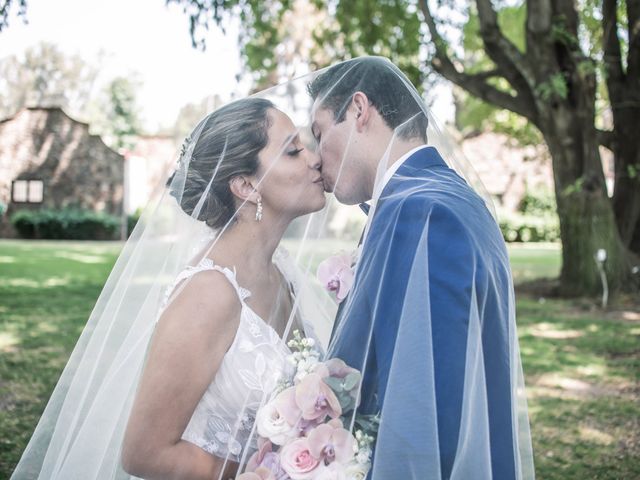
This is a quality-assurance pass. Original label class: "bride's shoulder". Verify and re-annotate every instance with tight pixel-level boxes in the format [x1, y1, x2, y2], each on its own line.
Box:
[161, 268, 242, 329]
[152, 269, 243, 379]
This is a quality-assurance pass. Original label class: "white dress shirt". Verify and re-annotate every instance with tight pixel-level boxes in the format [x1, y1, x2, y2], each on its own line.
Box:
[360, 145, 430, 247]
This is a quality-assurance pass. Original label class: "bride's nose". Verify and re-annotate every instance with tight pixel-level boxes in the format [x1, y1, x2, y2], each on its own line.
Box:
[306, 148, 321, 170]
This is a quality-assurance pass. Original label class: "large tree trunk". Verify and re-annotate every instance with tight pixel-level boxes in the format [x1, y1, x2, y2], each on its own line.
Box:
[540, 104, 630, 296]
[530, 0, 632, 296]
[603, 0, 640, 256]
[611, 118, 640, 254]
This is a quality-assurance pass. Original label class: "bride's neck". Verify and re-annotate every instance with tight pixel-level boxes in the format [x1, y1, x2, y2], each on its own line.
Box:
[207, 214, 288, 271]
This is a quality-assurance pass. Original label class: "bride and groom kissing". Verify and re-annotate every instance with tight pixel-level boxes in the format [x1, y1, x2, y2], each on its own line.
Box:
[12, 57, 534, 480]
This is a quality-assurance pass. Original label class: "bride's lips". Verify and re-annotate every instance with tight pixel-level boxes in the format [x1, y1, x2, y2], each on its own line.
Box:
[312, 176, 324, 187]
[320, 177, 333, 193]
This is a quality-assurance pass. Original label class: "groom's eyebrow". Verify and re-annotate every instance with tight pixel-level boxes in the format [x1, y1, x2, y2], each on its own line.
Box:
[310, 122, 318, 139]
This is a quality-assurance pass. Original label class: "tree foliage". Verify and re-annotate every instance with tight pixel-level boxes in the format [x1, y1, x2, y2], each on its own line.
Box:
[0, 0, 27, 33]
[0, 41, 141, 150]
[0, 42, 99, 119]
[89, 77, 142, 151]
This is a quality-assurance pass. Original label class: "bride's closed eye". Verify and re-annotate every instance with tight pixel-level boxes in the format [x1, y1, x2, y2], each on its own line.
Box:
[287, 147, 304, 157]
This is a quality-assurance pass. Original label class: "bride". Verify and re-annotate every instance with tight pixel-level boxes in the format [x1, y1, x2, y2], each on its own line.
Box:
[11, 97, 329, 479]
[121, 97, 326, 478]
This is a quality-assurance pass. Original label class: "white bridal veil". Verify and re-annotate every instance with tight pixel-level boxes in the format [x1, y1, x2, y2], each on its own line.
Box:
[11, 56, 533, 480]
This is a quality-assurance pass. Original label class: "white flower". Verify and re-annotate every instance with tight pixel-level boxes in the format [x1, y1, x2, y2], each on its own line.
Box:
[292, 356, 322, 383]
[255, 399, 297, 445]
[300, 357, 318, 371]
[345, 460, 370, 480]
[314, 463, 347, 480]
[356, 450, 371, 465]
[294, 369, 310, 383]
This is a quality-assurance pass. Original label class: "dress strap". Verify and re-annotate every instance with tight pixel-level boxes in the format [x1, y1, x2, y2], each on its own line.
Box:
[160, 259, 251, 312]
[199, 258, 252, 301]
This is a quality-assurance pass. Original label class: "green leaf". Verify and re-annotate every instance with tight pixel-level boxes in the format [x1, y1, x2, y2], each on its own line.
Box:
[536, 73, 569, 102]
[323, 376, 344, 393]
[343, 372, 361, 390]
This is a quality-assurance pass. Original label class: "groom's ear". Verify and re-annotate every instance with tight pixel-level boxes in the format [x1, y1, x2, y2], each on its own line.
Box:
[352, 91, 371, 132]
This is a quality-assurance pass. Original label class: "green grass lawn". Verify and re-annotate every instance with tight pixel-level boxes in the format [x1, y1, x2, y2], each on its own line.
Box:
[507, 242, 562, 284]
[0, 240, 638, 478]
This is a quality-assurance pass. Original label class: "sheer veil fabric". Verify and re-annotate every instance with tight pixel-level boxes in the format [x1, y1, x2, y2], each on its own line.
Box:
[11, 56, 533, 479]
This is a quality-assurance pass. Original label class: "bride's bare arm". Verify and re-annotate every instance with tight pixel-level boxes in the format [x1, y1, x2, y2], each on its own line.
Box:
[122, 271, 241, 480]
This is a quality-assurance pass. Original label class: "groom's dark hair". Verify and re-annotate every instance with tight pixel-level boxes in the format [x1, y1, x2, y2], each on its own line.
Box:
[307, 57, 428, 142]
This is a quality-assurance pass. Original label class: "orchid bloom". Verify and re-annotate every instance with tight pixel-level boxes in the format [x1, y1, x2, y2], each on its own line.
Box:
[307, 419, 356, 465]
[317, 253, 354, 302]
[295, 372, 342, 421]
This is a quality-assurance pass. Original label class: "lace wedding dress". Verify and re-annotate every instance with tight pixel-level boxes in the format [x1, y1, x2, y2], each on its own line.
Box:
[160, 247, 317, 463]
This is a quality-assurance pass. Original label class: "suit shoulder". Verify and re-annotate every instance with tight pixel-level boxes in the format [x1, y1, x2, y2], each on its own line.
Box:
[393, 192, 466, 223]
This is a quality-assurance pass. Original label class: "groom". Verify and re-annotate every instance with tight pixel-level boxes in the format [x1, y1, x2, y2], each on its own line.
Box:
[308, 57, 522, 479]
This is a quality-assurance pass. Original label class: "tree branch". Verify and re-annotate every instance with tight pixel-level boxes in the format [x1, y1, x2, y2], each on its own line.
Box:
[627, 0, 640, 79]
[471, 68, 502, 81]
[602, 0, 625, 84]
[419, 1, 536, 121]
[0, 0, 27, 33]
[525, 0, 553, 37]
[524, 0, 558, 80]
[475, 0, 536, 94]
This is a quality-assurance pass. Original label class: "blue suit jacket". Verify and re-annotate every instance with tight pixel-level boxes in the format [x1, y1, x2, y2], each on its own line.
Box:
[328, 147, 517, 479]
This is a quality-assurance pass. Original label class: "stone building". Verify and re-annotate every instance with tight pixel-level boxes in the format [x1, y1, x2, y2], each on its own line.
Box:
[460, 131, 554, 211]
[0, 107, 125, 236]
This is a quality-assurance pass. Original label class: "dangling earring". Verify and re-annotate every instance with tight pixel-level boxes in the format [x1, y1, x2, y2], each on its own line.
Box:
[255, 198, 263, 222]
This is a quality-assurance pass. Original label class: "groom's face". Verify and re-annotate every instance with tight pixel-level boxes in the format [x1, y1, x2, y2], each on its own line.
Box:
[311, 104, 366, 205]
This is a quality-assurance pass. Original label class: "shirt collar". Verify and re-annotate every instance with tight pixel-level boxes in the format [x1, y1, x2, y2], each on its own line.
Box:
[370, 144, 430, 207]
[359, 144, 429, 248]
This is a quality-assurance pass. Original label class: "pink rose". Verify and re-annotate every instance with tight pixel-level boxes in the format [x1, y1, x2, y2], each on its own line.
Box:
[307, 419, 356, 465]
[317, 253, 354, 302]
[280, 438, 322, 480]
[295, 372, 342, 422]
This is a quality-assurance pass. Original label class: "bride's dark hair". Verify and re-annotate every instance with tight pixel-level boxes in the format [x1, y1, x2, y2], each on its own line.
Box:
[169, 98, 274, 229]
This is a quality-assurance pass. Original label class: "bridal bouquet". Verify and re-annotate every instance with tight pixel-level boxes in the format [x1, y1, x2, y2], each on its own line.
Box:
[239, 331, 377, 480]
